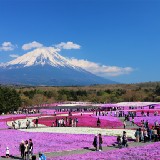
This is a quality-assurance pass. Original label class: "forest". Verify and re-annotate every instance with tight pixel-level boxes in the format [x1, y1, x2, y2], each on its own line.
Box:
[14, 81, 160, 106]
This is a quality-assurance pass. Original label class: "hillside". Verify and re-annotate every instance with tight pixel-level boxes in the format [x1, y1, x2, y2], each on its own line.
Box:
[2, 81, 159, 107]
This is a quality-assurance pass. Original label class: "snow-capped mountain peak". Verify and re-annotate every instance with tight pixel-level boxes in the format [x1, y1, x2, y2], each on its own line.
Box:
[0, 47, 116, 86]
[4, 47, 77, 68]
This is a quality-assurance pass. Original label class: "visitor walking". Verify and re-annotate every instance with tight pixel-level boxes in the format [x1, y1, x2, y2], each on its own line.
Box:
[29, 139, 33, 158]
[122, 131, 128, 147]
[131, 118, 134, 126]
[24, 140, 29, 160]
[117, 136, 122, 148]
[144, 129, 148, 143]
[98, 133, 103, 151]
[123, 120, 126, 129]
[12, 121, 16, 129]
[97, 118, 101, 127]
[135, 129, 140, 142]
[18, 121, 21, 129]
[19, 140, 25, 159]
[35, 118, 38, 128]
[93, 135, 97, 151]
[26, 120, 29, 129]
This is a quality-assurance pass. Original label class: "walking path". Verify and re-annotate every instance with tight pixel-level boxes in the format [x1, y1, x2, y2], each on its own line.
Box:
[118, 117, 139, 129]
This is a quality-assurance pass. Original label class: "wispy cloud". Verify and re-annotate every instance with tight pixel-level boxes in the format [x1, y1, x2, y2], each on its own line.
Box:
[0, 42, 16, 51]
[9, 54, 19, 58]
[69, 58, 133, 77]
[22, 41, 43, 50]
[55, 41, 81, 50]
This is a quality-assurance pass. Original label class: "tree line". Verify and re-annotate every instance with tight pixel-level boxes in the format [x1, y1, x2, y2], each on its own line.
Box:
[0, 87, 21, 113]
[18, 83, 160, 106]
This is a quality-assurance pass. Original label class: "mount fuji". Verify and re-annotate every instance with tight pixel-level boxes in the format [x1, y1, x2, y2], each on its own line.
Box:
[0, 47, 116, 86]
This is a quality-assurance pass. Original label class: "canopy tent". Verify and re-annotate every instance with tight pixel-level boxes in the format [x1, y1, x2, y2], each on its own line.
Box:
[100, 104, 118, 108]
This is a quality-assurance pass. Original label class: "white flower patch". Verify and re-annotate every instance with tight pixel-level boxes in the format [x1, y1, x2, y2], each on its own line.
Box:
[20, 127, 135, 139]
[7, 117, 46, 129]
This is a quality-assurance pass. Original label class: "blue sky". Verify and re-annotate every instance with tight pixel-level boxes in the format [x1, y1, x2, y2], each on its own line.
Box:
[0, 0, 160, 83]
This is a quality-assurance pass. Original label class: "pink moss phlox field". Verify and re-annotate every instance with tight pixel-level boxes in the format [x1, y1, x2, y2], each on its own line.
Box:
[130, 116, 160, 128]
[48, 142, 160, 160]
[0, 114, 40, 121]
[0, 129, 116, 157]
[0, 122, 8, 129]
[35, 114, 123, 128]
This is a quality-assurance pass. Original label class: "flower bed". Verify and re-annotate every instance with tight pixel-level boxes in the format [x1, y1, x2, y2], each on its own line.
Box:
[130, 116, 160, 128]
[0, 122, 8, 129]
[35, 114, 123, 128]
[22, 127, 135, 139]
[0, 129, 116, 157]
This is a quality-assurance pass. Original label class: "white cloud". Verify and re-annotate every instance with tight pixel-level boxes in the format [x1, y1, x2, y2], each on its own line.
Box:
[69, 58, 133, 77]
[9, 54, 19, 58]
[0, 42, 16, 51]
[22, 41, 43, 50]
[55, 41, 81, 50]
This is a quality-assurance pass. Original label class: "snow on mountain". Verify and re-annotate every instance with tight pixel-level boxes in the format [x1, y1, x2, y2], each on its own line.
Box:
[3, 47, 78, 69]
[0, 47, 116, 86]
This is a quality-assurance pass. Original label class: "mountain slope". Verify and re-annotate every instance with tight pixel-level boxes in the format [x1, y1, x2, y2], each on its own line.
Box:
[0, 47, 116, 86]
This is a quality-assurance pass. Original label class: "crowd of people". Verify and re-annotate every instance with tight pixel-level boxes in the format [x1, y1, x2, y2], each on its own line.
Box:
[11, 118, 39, 129]
[9, 109, 40, 115]
[53, 117, 78, 127]
[116, 131, 128, 148]
[19, 139, 33, 159]
[93, 134, 103, 151]
[5, 139, 47, 159]
[134, 120, 160, 143]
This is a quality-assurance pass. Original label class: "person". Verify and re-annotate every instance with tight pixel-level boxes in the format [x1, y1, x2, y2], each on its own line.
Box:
[98, 133, 103, 151]
[75, 118, 78, 127]
[122, 131, 128, 147]
[39, 152, 46, 160]
[24, 140, 29, 160]
[26, 120, 29, 129]
[28, 120, 31, 128]
[117, 136, 122, 148]
[97, 118, 101, 127]
[153, 127, 158, 142]
[35, 118, 38, 127]
[18, 121, 21, 129]
[135, 129, 140, 142]
[55, 119, 58, 127]
[12, 121, 16, 129]
[93, 135, 98, 151]
[144, 128, 148, 143]
[123, 120, 126, 129]
[6, 147, 9, 158]
[29, 139, 33, 158]
[140, 128, 144, 142]
[147, 127, 152, 142]
[131, 118, 134, 126]
[19, 140, 25, 159]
